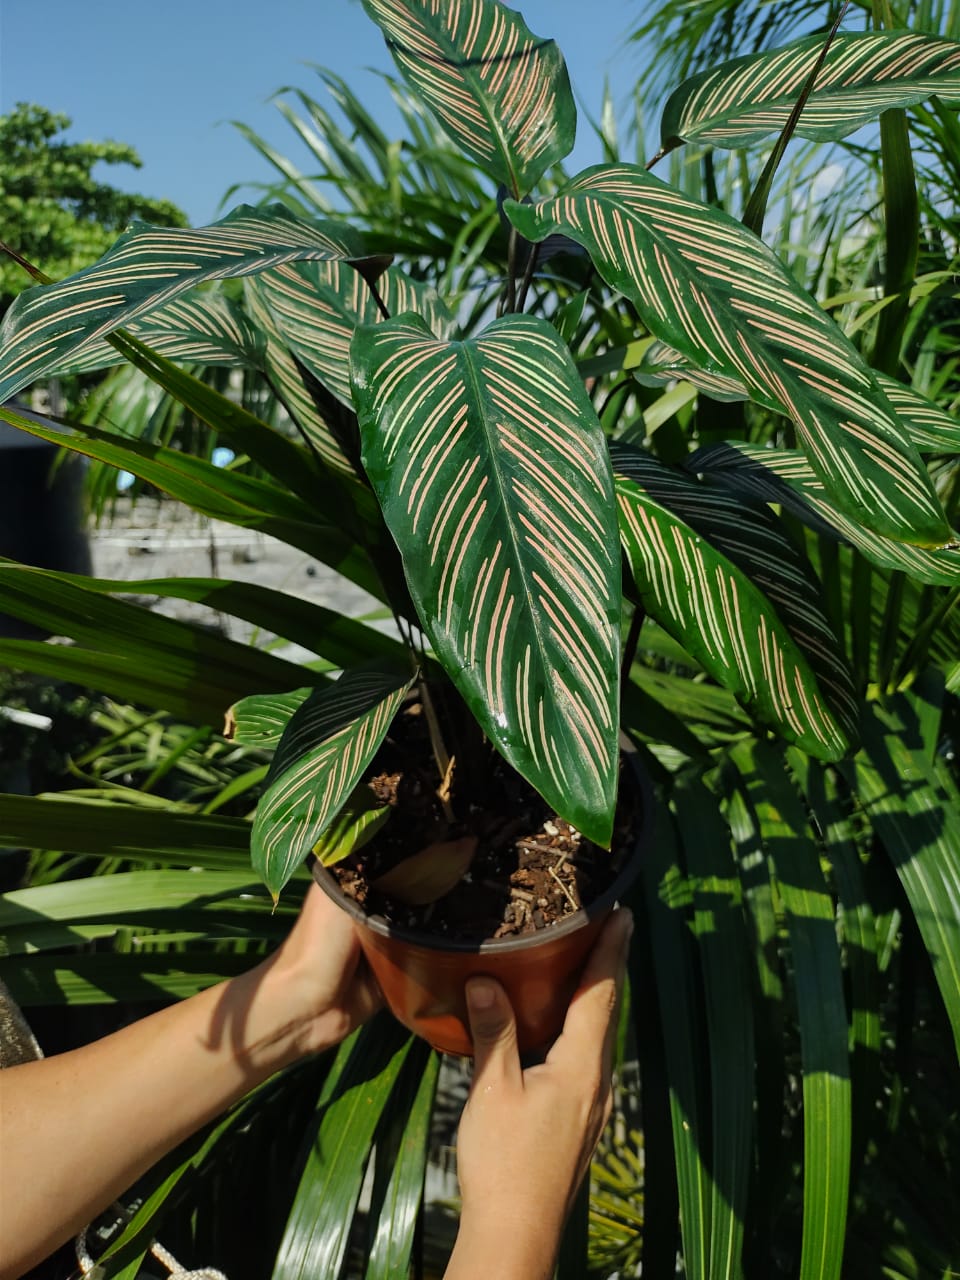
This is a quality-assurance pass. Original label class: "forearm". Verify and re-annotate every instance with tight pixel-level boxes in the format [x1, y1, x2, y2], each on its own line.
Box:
[0, 950, 309, 1278]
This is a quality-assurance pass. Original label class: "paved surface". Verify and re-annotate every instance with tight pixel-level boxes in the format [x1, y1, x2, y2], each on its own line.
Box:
[90, 497, 392, 664]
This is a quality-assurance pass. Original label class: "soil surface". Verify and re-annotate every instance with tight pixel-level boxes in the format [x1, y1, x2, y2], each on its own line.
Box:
[331, 701, 637, 943]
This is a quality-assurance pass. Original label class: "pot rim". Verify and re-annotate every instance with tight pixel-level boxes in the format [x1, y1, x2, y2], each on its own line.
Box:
[309, 733, 652, 957]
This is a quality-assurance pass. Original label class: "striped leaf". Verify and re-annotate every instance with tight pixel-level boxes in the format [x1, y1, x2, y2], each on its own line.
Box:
[692, 441, 960, 586]
[661, 30, 960, 151]
[251, 665, 414, 897]
[637, 339, 960, 455]
[0, 203, 365, 403]
[255, 260, 455, 408]
[612, 443, 858, 760]
[227, 688, 314, 748]
[505, 167, 953, 548]
[244, 276, 354, 474]
[350, 313, 622, 845]
[45, 287, 264, 377]
[361, 0, 576, 197]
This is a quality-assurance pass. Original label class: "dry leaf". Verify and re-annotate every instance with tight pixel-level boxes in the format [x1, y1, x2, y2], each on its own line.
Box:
[371, 835, 478, 906]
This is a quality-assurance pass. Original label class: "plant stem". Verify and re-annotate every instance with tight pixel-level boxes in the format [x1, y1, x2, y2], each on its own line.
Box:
[498, 225, 518, 317]
[515, 237, 540, 313]
[620, 603, 646, 705]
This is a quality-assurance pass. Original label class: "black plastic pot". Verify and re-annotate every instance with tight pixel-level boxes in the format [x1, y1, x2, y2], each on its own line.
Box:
[0, 410, 91, 638]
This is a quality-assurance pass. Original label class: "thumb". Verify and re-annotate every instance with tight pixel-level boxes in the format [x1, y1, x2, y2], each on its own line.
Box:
[465, 977, 521, 1086]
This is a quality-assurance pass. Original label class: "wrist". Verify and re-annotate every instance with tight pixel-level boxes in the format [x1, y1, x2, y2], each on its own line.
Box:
[449, 1204, 562, 1280]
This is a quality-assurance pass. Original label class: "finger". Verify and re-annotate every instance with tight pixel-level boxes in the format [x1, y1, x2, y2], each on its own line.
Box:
[347, 956, 385, 1024]
[548, 908, 633, 1074]
[465, 977, 522, 1090]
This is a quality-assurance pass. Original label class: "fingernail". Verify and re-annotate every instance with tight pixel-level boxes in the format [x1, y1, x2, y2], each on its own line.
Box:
[466, 978, 496, 1010]
[622, 908, 635, 940]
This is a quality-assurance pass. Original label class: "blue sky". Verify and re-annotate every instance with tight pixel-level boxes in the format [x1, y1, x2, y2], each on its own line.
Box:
[0, 0, 645, 226]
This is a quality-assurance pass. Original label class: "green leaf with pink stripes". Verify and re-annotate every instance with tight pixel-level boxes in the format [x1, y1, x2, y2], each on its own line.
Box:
[661, 30, 960, 151]
[0, 203, 365, 405]
[251, 666, 414, 898]
[506, 166, 953, 549]
[360, 0, 576, 198]
[350, 312, 621, 846]
[612, 442, 859, 759]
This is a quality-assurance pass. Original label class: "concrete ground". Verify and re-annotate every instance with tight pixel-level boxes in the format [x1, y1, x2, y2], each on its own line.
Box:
[89, 496, 392, 664]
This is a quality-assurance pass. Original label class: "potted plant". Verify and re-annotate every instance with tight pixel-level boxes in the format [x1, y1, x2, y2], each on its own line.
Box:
[1, 0, 957, 1060]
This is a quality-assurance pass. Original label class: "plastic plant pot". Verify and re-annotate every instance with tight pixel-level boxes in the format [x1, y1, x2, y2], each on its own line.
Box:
[310, 740, 651, 1057]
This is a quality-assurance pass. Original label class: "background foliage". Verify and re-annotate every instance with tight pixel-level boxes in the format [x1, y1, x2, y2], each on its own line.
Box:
[0, 1, 959, 1277]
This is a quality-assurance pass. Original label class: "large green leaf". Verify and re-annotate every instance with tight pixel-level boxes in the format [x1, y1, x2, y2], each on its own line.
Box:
[692, 441, 960, 586]
[255, 260, 455, 409]
[45, 285, 264, 376]
[660, 30, 960, 151]
[251, 665, 414, 897]
[350, 312, 622, 845]
[0, 203, 365, 402]
[0, 870, 275, 955]
[44, 570, 406, 670]
[612, 444, 858, 759]
[506, 167, 953, 548]
[244, 277, 354, 474]
[360, 0, 576, 197]
[636, 339, 960, 455]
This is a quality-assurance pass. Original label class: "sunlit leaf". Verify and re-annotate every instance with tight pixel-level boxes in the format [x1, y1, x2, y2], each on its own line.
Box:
[0, 203, 366, 402]
[506, 167, 953, 548]
[361, 0, 576, 197]
[351, 312, 622, 845]
[661, 30, 960, 151]
[251, 665, 414, 897]
[692, 441, 960, 586]
[313, 785, 391, 868]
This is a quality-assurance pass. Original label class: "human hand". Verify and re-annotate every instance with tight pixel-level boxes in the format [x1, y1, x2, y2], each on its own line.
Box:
[445, 908, 633, 1280]
[250, 883, 383, 1065]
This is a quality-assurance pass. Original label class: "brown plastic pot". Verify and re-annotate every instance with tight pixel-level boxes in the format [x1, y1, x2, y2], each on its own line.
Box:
[310, 738, 651, 1057]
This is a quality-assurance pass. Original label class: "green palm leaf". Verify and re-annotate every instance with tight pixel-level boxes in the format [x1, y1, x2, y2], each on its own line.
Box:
[250, 665, 414, 897]
[255, 260, 455, 407]
[847, 698, 960, 1057]
[0, 203, 365, 403]
[692, 441, 960, 586]
[350, 312, 622, 845]
[506, 167, 952, 548]
[661, 30, 960, 151]
[731, 740, 852, 1280]
[361, 0, 576, 197]
[611, 443, 857, 759]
